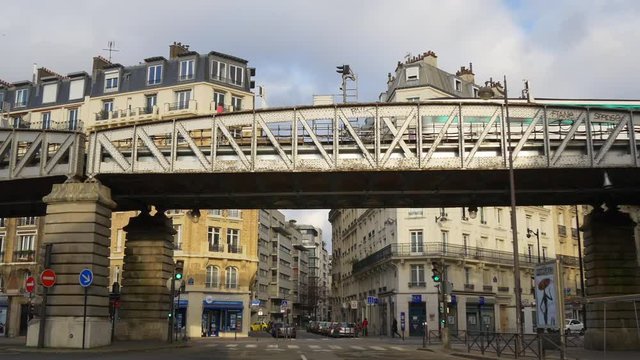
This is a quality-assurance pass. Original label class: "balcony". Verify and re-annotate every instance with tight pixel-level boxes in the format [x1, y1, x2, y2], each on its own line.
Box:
[464, 284, 475, 291]
[13, 250, 35, 262]
[558, 225, 567, 237]
[483, 285, 493, 292]
[165, 100, 197, 117]
[92, 107, 159, 129]
[498, 286, 509, 292]
[558, 254, 580, 267]
[352, 242, 548, 274]
[209, 243, 223, 252]
[228, 245, 243, 254]
[408, 282, 426, 288]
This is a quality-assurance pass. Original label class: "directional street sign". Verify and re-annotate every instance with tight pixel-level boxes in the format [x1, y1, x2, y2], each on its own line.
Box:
[79, 269, 94, 287]
[40, 269, 56, 288]
[25, 276, 36, 293]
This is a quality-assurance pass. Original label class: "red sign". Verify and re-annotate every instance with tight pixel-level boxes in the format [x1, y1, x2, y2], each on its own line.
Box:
[25, 276, 36, 293]
[40, 269, 56, 288]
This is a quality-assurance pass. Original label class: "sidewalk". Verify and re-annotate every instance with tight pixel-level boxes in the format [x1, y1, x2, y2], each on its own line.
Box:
[0, 336, 190, 353]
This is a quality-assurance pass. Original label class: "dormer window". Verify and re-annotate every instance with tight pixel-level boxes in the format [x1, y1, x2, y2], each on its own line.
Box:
[211, 60, 227, 81]
[454, 79, 462, 92]
[147, 64, 163, 85]
[15, 88, 28, 107]
[179, 59, 194, 80]
[473, 87, 479, 98]
[406, 67, 419, 81]
[229, 65, 243, 86]
[42, 82, 58, 103]
[104, 71, 119, 92]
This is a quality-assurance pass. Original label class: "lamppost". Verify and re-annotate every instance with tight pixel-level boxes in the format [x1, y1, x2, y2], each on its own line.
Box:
[478, 76, 524, 341]
[526, 228, 541, 263]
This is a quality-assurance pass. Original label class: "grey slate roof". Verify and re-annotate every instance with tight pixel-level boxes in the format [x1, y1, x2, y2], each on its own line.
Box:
[387, 62, 478, 100]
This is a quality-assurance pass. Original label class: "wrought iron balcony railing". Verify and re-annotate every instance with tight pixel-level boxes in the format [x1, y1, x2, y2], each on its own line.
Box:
[13, 250, 35, 262]
[209, 243, 223, 252]
[228, 245, 243, 254]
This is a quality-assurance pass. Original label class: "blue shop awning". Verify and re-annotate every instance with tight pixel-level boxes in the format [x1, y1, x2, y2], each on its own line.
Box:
[203, 300, 244, 310]
[174, 299, 188, 309]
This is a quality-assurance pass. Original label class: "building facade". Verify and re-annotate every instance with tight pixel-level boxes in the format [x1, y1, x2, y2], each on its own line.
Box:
[330, 206, 557, 337]
[109, 209, 259, 338]
[0, 216, 44, 337]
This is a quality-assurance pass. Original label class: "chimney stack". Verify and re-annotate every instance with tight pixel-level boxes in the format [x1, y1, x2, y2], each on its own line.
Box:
[169, 41, 190, 59]
[422, 51, 438, 68]
[456, 62, 475, 84]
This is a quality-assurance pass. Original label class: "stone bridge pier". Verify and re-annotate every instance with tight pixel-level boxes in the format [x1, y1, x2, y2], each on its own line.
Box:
[115, 208, 175, 341]
[583, 205, 640, 350]
[26, 180, 115, 348]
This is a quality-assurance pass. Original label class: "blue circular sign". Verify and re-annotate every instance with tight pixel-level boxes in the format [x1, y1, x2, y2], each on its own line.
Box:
[79, 268, 94, 287]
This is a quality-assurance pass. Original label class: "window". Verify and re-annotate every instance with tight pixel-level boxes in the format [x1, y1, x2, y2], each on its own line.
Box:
[211, 60, 227, 81]
[408, 208, 423, 217]
[213, 92, 225, 111]
[406, 96, 420, 102]
[145, 94, 157, 114]
[526, 214, 532, 230]
[0, 93, 4, 110]
[17, 234, 35, 260]
[41, 112, 52, 129]
[227, 229, 240, 253]
[68, 108, 79, 130]
[479, 207, 486, 224]
[208, 209, 222, 216]
[454, 79, 462, 92]
[179, 59, 194, 80]
[225, 267, 238, 288]
[227, 209, 241, 218]
[113, 266, 120, 284]
[441, 231, 449, 253]
[0, 232, 5, 259]
[175, 90, 191, 110]
[557, 212, 565, 226]
[496, 208, 503, 225]
[206, 266, 219, 288]
[15, 88, 28, 107]
[473, 87, 479, 98]
[410, 264, 425, 286]
[69, 78, 85, 100]
[173, 224, 182, 250]
[208, 227, 222, 252]
[410, 230, 423, 253]
[103, 100, 114, 113]
[18, 217, 37, 226]
[231, 96, 242, 111]
[42, 83, 57, 103]
[405, 67, 419, 81]
[463, 233, 470, 255]
[229, 65, 243, 86]
[147, 64, 163, 85]
[104, 71, 119, 92]
[527, 244, 534, 262]
[464, 268, 471, 284]
[542, 246, 548, 261]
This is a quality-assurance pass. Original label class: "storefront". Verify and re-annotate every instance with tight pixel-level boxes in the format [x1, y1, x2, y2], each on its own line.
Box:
[0, 296, 7, 337]
[201, 300, 244, 337]
[466, 297, 495, 335]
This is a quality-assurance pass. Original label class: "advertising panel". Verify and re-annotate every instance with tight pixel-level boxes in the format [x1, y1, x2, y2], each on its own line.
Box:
[534, 261, 560, 329]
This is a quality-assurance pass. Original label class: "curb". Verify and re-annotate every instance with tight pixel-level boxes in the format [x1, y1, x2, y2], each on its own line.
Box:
[4, 342, 190, 354]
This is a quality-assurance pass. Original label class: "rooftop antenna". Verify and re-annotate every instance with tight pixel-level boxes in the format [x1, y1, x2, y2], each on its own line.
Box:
[102, 41, 120, 62]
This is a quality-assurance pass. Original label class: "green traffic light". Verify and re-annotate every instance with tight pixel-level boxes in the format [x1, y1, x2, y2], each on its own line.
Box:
[175, 273, 183, 280]
[432, 275, 441, 282]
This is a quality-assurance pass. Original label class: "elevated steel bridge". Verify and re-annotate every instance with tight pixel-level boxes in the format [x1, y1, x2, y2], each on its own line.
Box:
[1, 102, 639, 215]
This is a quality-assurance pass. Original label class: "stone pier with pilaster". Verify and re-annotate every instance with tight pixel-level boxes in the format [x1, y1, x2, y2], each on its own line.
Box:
[583, 206, 640, 350]
[26, 180, 116, 348]
[115, 209, 175, 340]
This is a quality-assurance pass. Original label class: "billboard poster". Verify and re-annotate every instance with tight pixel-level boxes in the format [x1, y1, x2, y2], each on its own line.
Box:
[534, 261, 560, 329]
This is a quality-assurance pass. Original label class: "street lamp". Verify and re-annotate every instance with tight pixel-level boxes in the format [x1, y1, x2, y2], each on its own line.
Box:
[478, 76, 525, 341]
[526, 228, 541, 263]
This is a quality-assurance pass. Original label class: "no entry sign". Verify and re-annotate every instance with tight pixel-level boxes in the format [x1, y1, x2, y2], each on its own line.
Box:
[40, 269, 56, 288]
[25, 276, 36, 293]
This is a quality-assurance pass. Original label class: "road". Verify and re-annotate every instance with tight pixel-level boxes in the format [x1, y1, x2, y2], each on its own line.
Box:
[0, 331, 446, 360]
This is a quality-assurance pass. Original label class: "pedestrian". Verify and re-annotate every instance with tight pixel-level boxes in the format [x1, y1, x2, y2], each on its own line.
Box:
[362, 318, 368, 336]
[355, 319, 361, 337]
[391, 318, 401, 338]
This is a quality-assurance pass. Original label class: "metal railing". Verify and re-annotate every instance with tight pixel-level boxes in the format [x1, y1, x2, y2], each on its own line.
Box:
[228, 245, 242, 254]
[408, 281, 426, 288]
[13, 250, 35, 262]
[353, 242, 542, 273]
[209, 243, 223, 252]
[168, 102, 190, 111]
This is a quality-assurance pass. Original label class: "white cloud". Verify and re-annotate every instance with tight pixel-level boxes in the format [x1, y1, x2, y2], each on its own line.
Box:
[280, 209, 331, 250]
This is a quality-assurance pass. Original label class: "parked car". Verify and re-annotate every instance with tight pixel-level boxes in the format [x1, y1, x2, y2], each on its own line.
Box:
[306, 321, 316, 332]
[251, 321, 268, 332]
[330, 322, 356, 337]
[565, 319, 584, 335]
[317, 321, 330, 335]
[271, 323, 296, 338]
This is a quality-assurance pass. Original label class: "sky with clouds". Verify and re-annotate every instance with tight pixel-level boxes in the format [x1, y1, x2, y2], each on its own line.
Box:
[1, 0, 639, 246]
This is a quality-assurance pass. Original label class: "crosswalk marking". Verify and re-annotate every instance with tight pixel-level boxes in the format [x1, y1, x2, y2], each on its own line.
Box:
[350, 345, 365, 350]
[288, 345, 299, 349]
[370, 346, 387, 351]
[329, 345, 342, 349]
[246, 344, 257, 348]
[267, 344, 278, 348]
[308, 345, 320, 349]
[389, 346, 405, 351]
[225, 344, 238, 348]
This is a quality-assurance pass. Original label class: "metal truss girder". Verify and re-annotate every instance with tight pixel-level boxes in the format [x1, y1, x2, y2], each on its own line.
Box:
[96, 132, 131, 172]
[337, 108, 375, 167]
[550, 112, 587, 165]
[422, 108, 457, 164]
[594, 115, 630, 165]
[464, 110, 500, 168]
[175, 122, 211, 170]
[43, 134, 75, 174]
[512, 108, 543, 160]
[296, 112, 331, 168]
[136, 126, 170, 171]
[380, 108, 416, 165]
[215, 120, 251, 169]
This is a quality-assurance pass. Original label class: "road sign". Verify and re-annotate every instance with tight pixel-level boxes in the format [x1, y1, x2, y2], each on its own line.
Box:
[400, 312, 406, 331]
[25, 276, 36, 293]
[479, 296, 485, 306]
[79, 269, 94, 287]
[281, 300, 288, 308]
[40, 269, 56, 288]
[350, 300, 358, 309]
[367, 296, 379, 305]
[411, 294, 422, 303]
[251, 299, 261, 307]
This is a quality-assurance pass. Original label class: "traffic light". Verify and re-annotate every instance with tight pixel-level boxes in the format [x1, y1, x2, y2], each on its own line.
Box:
[431, 262, 442, 283]
[175, 260, 184, 280]
[336, 64, 350, 75]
